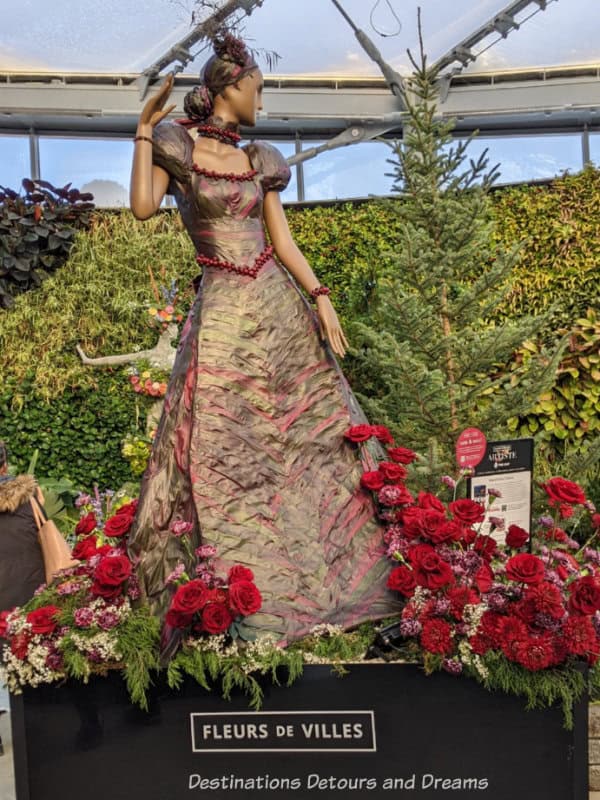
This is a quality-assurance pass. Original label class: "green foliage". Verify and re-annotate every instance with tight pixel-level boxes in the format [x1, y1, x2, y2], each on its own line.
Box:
[0, 178, 94, 309]
[347, 45, 560, 471]
[0, 371, 152, 488]
[492, 168, 600, 327]
[0, 209, 195, 398]
[119, 609, 161, 711]
[167, 639, 304, 710]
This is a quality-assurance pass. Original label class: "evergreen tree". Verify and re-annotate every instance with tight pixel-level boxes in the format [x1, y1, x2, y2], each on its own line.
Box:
[350, 23, 562, 471]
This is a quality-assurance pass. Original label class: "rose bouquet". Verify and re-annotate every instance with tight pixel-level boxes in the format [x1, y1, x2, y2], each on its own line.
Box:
[346, 424, 600, 688]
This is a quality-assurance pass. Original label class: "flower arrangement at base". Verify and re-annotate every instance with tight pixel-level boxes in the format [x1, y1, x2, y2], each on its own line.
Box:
[346, 423, 600, 725]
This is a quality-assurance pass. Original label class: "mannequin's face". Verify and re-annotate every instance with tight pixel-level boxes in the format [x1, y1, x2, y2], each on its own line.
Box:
[223, 69, 263, 126]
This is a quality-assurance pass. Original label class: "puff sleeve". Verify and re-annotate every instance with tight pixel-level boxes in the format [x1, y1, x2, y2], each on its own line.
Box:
[151, 122, 193, 192]
[244, 141, 292, 193]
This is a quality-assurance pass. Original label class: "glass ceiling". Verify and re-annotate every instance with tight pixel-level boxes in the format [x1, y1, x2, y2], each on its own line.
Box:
[1, 0, 598, 76]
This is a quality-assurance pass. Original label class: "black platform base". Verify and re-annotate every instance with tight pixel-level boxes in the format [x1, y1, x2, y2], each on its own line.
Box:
[10, 664, 588, 799]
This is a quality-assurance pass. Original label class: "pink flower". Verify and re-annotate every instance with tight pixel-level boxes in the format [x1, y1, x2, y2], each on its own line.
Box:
[170, 519, 194, 537]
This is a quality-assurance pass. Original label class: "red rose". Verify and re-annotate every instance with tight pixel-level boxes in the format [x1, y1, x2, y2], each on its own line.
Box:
[360, 471, 385, 491]
[506, 524, 529, 549]
[93, 554, 132, 586]
[429, 520, 463, 545]
[72, 535, 99, 560]
[417, 492, 445, 513]
[378, 462, 407, 482]
[418, 510, 447, 543]
[569, 576, 600, 615]
[506, 553, 545, 585]
[75, 512, 97, 536]
[104, 513, 134, 538]
[165, 608, 194, 629]
[115, 500, 138, 517]
[90, 582, 122, 600]
[228, 580, 262, 616]
[0, 610, 11, 639]
[201, 602, 234, 634]
[474, 563, 494, 593]
[387, 447, 417, 465]
[420, 618, 453, 655]
[228, 565, 255, 584]
[371, 425, 394, 445]
[386, 566, 416, 597]
[449, 499, 485, 525]
[344, 424, 373, 443]
[11, 631, 31, 660]
[409, 544, 454, 590]
[541, 477, 585, 507]
[473, 535, 496, 562]
[461, 526, 477, 545]
[171, 580, 209, 614]
[26, 605, 60, 635]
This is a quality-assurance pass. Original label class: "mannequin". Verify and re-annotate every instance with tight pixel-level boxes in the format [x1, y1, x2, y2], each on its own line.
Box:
[128, 33, 400, 652]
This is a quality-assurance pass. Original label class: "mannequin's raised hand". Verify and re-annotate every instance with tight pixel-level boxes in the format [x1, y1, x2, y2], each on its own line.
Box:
[137, 74, 176, 133]
[316, 296, 349, 358]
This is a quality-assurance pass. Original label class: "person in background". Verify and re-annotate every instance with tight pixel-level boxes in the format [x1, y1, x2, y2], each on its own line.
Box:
[0, 441, 46, 612]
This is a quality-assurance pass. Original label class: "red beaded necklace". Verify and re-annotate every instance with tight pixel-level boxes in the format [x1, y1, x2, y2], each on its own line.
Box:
[196, 245, 274, 279]
[191, 163, 257, 182]
[195, 123, 241, 147]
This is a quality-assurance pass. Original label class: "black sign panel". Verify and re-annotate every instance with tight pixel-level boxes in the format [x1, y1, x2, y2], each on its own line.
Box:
[10, 664, 586, 800]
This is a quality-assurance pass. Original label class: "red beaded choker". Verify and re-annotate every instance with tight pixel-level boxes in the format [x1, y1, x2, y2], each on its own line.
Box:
[196, 245, 274, 279]
[196, 124, 241, 147]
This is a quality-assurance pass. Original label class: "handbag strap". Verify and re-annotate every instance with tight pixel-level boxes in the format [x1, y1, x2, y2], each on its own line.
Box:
[30, 494, 48, 531]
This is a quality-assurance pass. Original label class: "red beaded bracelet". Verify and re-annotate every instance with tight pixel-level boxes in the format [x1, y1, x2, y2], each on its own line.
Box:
[310, 286, 331, 301]
[133, 135, 153, 144]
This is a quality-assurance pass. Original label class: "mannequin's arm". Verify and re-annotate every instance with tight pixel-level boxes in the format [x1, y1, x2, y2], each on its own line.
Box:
[263, 191, 349, 358]
[263, 191, 322, 293]
[130, 140, 170, 220]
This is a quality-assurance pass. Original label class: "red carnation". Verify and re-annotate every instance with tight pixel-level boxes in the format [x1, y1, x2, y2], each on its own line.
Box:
[344, 424, 373, 443]
[515, 635, 554, 671]
[93, 554, 132, 586]
[171, 580, 209, 615]
[378, 484, 413, 507]
[104, 513, 134, 539]
[409, 544, 454, 590]
[563, 615, 598, 657]
[447, 586, 479, 620]
[541, 477, 585, 507]
[417, 492, 446, 513]
[498, 616, 529, 661]
[75, 512, 97, 536]
[387, 447, 417, 465]
[228, 565, 255, 584]
[26, 605, 60, 635]
[0, 610, 10, 639]
[592, 513, 600, 530]
[421, 618, 454, 655]
[11, 631, 31, 660]
[526, 581, 564, 619]
[360, 471, 385, 491]
[479, 611, 505, 648]
[228, 580, 262, 616]
[569, 576, 600, 616]
[378, 462, 407, 482]
[506, 524, 529, 549]
[387, 566, 416, 597]
[449, 499, 485, 525]
[72, 535, 99, 560]
[201, 603, 234, 634]
[371, 425, 394, 445]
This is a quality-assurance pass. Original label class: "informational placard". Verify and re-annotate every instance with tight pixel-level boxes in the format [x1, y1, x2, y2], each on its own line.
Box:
[455, 427, 487, 469]
[467, 438, 534, 544]
[10, 663, 586, 800]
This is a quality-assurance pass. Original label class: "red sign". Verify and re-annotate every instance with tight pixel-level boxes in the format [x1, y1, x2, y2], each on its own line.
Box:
[455, 427, 487, 469]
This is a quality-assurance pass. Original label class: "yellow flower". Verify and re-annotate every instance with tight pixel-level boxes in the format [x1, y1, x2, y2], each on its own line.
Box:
[148, 308, 158, 316]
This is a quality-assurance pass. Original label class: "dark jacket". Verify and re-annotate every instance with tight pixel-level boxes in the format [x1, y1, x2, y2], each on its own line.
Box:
[0, 474, 46, 611]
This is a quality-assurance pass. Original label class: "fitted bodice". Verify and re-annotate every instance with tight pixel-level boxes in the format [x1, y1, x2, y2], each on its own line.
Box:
[151, 123, 291, 268]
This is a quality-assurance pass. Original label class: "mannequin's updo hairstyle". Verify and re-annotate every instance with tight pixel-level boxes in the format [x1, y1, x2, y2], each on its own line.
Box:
[183, 32, 258, 125]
